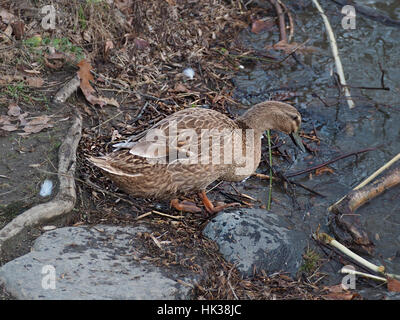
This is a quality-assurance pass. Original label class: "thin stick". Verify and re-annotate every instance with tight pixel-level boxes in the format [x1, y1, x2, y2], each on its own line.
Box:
[315, 233, 400, 280]
[340, 267, 387, 283]
[328, 152, 400, 210]
[316, 233, 383, 273]
[135, 211, 153, 220]
[286, 147, 376, 178]
[151, 210, 184, 220]
[266, 129, 273, 210]
[91, 111, 123, 130]
[311, 0, 355, 109]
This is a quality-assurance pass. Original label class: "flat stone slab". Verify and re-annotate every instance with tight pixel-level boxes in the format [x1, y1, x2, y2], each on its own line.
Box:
[203, 208, 308, 277]
[0, 225, 198, 300]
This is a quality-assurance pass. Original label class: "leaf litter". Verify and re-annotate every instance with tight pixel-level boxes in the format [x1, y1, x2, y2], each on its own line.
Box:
[0, 103, 53, 135]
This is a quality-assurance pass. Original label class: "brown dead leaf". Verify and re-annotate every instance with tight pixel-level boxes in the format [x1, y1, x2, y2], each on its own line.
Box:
[323, 292, 359, 300]
[77, 59, 102, 105]
[20, 116, 53, 135]
[44, 57, 64, 70]
[7, 103, 21, 117]
[164, 0, 176, 5]
[0, 9, 16, 24]
[134, 37, 149, 50]
[173, 83, 189, 93]
[26, 77, 44, 87]
[18, 113, 28, 126]
[315, 166, 334, 176]
[0, 74, 24, 84]
[0, 115, 12, 125]
[251, 18, 274, 34]
[19, 123, 53, 135]
[25, 115, 51, 126]
[266, 40, 318, 55]
[77, 59, 117, 107]
[114, 0, 133, 14]
[11, 20, 24, 40]
[101, 97, 120, 108]
[387, 277, 400, 292]
[322, 284, 360, 300]
[1, 124, 19, 132]
[43, 52, 76, 70]
[83, 30, 92, 43]
[104, 39, 114, 54]
[323, 284, 345, 293]
[0, 25, 12, 43]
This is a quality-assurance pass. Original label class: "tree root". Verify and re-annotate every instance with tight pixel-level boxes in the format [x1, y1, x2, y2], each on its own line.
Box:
[329, 165, 400, 255]
[0, 111, 82, 250]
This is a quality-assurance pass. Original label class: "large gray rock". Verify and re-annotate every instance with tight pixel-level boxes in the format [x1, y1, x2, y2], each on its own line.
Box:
[203, 208, 308, 277]
[0, 225, 198, 300]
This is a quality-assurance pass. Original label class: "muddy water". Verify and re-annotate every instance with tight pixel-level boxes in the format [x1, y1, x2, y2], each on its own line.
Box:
[232, 0, 400, 298]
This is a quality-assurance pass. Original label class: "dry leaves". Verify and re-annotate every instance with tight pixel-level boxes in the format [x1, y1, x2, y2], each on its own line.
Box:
[26, 77, 44, 87]
[77, 59, 119, 107]
[266, 40, 318, 55]
[387, 277, 400, 292]
[0, 103, 53, 135]
[7, 103, 21, 117]
[21, 115, 53, 135]
[0, 73, 43, 87]
[251, 18, 274, 34]
[322, 284, 360, 300]
[0, 8, 17, 24]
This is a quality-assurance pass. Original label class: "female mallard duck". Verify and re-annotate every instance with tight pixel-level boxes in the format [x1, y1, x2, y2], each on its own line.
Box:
[88, 101, 304, 213]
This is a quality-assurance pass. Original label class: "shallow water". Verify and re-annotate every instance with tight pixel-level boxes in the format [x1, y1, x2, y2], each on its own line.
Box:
[232, 0, 400, 298]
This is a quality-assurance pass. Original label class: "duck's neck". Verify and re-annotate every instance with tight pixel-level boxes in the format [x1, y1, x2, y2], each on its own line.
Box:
[236, 108, 275, 133]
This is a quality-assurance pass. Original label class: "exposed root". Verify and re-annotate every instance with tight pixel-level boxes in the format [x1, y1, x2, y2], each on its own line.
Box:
[329, 164, 400, 254]
[0, 110, 82, 250]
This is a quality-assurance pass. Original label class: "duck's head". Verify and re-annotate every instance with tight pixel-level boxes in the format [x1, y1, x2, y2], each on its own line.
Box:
[237, 101, 305, 152]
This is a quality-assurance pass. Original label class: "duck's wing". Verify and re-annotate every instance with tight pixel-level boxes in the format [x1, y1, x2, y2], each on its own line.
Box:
[126, 108, 239, 163]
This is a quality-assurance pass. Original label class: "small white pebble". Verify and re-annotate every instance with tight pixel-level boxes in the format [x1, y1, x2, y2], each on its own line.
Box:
[39, 179, 53, 197]
[183, 68, 195, 80]
[239, 65, 244, 69]
[42, 225, 57, 231]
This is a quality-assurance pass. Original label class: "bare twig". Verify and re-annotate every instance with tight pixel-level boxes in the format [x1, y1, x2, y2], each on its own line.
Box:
[286, 147, 377, 178]
[311, 0, 355, 109]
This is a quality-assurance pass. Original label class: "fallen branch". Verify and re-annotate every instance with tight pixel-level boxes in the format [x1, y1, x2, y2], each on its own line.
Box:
[311, 0, 355, 109]
[0, 111, 82, 249]
[53, 76, 80, 103]
[329, 152, 400, 210]
[328, 164, 400, 254]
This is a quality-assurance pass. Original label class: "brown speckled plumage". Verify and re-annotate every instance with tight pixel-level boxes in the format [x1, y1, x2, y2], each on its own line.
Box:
[88, 101, 303, 200]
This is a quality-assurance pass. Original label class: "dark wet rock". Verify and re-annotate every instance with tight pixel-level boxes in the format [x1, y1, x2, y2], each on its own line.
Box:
[0, 225, 199, 300]
[203, 208, 309, 278]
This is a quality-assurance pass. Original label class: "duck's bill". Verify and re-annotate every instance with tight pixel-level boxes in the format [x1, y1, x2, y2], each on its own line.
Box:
[290, 132, 306, 152]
